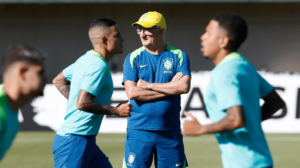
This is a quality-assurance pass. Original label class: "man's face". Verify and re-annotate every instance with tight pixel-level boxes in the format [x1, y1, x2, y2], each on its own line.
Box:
[24, 64, 46, 96]
[200, 20, 224, 59]
[138, 25, 161, 47]
[106, 24, 124, 54]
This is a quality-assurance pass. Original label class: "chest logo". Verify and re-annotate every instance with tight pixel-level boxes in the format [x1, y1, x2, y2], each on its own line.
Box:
[127, 152, 136, 166]
[163, 58, 173, 70]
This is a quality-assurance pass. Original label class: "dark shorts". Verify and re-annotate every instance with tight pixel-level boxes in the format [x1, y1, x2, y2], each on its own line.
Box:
[123, 129, 188, 168]
[52, 134, 112, 168]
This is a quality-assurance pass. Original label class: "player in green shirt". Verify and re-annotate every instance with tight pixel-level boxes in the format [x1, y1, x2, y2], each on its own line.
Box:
[0, 44, 46, 161]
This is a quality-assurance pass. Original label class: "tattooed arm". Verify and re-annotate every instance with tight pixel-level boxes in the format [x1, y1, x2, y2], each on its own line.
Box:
[182, 106, 246, 136]
[53, 72, 71, 99]
[76, 90, 132, 117]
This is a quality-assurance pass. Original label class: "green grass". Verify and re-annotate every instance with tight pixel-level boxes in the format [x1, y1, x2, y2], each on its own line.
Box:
[0, 132, 300, 168]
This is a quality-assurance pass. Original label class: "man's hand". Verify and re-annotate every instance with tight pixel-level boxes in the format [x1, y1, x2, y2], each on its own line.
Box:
[182, 111, 204, 136]
[137, 79, 150, 89]
[172, 72, 183, 82]
[115, 100, 132, 117]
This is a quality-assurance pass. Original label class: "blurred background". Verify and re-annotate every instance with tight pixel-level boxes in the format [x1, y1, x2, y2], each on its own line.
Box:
[0, 0, 300, 167]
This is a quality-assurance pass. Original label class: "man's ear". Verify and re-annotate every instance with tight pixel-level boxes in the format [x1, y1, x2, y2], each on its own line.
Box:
[99, 36, 108, 48]
[17, 63, 28, 81]
[219, 36, 230, 50]
[159, 28, 164, 35]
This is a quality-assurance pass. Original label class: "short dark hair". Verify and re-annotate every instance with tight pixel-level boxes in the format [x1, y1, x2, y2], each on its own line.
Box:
[212, 13, 248, 51]
[89, 18, 116, 30]
[2, 44, 46, 73]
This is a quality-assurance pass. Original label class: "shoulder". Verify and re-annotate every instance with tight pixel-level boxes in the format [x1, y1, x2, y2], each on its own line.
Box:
[213, 57, 255, 84]
[125, 46, 146, 67]
[166, 45, 189, 65]
[128, 46, 145, 59]
[166, 45, 187, 56]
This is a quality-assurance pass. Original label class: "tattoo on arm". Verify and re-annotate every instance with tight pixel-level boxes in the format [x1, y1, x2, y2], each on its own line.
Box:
[76, 90, 115, 115]
[53, 72, 71, 99]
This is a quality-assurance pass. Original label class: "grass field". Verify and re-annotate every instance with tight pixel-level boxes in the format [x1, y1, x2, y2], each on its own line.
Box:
[0, 132, 300, 168]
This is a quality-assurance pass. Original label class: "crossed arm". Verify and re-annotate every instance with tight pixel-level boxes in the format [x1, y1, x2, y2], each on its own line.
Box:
[124, 73, 191, 101]
[182, 89, 286, 136]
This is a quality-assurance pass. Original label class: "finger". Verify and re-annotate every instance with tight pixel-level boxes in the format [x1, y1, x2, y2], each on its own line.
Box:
[183, 111, 196, 119]
[117, 100, 129, 107]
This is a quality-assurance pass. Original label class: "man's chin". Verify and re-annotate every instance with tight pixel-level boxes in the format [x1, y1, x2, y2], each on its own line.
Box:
[203, 56, 210, 60]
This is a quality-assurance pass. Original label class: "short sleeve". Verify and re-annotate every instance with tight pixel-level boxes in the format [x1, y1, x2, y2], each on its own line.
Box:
[122, 53, 138, 85]
[212, 69, 243, 111]
[258, 73, 273, 98]
[80, 62, 107, 96]
[63, 63, 74, 81]
[177, 51, 191, 77]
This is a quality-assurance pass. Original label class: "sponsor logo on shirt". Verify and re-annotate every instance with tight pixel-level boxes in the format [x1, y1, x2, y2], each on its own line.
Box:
[176, 162, 182, 166]
[140, 64, 148, 68]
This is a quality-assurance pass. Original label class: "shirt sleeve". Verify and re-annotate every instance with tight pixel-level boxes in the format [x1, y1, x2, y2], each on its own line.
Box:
[177, 51, 191, 77]
[122, 53, 139, 85]
[212, 68, 244, 111]
[258, 73, 274, 98]
[80, 61, 108, 96]
[62, 63, 75, 81]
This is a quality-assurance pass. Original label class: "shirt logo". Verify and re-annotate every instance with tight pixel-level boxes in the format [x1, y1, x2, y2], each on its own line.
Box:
[127, 152, 136, 167]
[140, 64, 148, 68]
[163, 58, 173, 70]
[176, 163, 182, 167]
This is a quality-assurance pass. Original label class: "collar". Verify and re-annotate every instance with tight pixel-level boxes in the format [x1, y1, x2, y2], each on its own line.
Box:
[218, 52, 240, 66]
[88, 50, 107, 63]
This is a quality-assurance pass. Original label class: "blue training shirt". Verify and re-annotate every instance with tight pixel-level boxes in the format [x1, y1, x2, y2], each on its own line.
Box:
[57, 50, 113, 136]
[122, 45, 191, 131]
[205, 52, 273, 168]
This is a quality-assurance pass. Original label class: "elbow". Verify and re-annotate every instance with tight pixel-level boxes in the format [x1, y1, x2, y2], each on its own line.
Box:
[233, 117, 246, 129]
[229, 115, 246, 130]
[180, 84, 190, 94]
[52, 77, 58, 85]
[76, 101, 86, 111]
[126, 87, 138, 100]
[279, 99, 286, 109]
[234, 120, 245, 129]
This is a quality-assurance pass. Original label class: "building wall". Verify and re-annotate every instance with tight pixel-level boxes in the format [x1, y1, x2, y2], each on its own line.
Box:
[0, 3, 300, 81]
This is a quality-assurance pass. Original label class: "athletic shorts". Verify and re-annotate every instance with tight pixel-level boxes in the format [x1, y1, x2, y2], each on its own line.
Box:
[123, 129, 188, 168]
[52, 134, 112, 168]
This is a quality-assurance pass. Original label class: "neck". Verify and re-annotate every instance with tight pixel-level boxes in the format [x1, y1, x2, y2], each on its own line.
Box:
[212, 49, 233, 66]
[145, 40, 166, 55]
[3, 80, 32, 111]
[93, 47, 113, 62]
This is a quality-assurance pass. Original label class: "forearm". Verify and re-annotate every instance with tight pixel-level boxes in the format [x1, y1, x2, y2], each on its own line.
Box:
[201, 120, 237, 134]
[200, 107, 245, 135]
[148, 80, 189, 95]
[128, 86, 168, 101]
[261, 102, 285, 121]
[261, 89, 286, 121]
[53, 74, 70, 99]
[77, 98, 117, 115]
